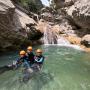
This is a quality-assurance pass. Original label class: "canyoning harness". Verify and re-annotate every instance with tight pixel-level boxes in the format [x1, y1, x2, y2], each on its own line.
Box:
[34, 55, 45, 64]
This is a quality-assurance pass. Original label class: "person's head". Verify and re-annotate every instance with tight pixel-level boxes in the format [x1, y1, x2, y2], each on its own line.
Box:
[19, 50, 26, 57]
[36, 49, 42, 56]
[27, 46, 33, 53]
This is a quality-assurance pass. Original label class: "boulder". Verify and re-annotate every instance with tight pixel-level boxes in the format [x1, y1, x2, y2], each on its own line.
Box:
[81, 35, 90, 47]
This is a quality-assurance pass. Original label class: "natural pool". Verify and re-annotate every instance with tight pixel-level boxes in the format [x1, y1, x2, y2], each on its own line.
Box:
[0, 45, 90, 90]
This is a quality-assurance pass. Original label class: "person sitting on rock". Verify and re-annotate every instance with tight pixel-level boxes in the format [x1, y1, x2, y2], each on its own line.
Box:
[16, 50, 31, 69]
[26, 46, 35, 65]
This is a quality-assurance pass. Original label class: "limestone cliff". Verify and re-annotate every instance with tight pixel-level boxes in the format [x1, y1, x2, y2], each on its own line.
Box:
[53, 0, 90, 30]
[49, 0, 90, 51]
[0, 0, 42, 51]
[0, 0, 90, 52]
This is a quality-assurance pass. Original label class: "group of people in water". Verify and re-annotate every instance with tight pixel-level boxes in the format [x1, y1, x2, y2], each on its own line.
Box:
[15, 46, 45, 71]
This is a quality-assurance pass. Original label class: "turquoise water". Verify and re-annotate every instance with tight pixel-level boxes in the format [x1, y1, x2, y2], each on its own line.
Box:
[0, 45, 90, 90]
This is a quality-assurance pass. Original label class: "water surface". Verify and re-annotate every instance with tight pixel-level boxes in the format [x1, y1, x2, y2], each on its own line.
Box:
[0, 45, 90, 90]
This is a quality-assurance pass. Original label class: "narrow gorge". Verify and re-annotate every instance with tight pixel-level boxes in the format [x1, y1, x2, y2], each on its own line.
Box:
[0, 1, 90, 90]
[0, 0, 90, 52]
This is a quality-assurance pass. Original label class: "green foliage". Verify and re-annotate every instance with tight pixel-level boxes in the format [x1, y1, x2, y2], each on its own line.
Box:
[20, 0, 29, 7]
[19, 0, 43, 13]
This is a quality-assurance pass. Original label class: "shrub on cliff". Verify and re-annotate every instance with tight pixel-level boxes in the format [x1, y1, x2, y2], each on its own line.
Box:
[19, 0, 43, 13]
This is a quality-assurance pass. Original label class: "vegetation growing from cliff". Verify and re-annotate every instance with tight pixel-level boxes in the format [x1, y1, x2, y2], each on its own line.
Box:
[19, 0, 43, 13]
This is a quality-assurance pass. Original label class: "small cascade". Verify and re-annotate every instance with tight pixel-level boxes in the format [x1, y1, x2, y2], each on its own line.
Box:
[43, 25, 57, 44]
[43, 24, 82, 50]
[43, 25, 70, 45]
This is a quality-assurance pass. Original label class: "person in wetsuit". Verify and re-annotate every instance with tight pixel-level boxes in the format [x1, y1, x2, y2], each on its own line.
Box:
[26, 46, 35, 65]
[16, 50, 30, 69]
[33, 49, 45, 70]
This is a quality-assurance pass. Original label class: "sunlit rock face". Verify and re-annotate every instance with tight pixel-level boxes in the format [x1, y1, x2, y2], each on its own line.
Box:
[51, 0, 90, 51]
[53, 0, 90, 30]
[66, 0, 90, 30]
[0, 0, 41, 51]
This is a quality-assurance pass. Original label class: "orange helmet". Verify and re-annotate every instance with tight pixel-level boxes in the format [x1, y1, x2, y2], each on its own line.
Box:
[36, 49, 42, 53]
[27, 46, 32, 51]
[20, 50, 26, 55]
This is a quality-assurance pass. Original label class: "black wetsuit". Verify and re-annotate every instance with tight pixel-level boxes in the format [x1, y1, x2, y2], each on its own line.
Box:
[27, 52, 35, 65]
[16, 55, 30, 69]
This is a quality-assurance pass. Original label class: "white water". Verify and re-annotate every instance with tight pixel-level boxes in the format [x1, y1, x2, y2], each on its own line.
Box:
[57, 36, 70, 45]
[43, 25, 83, 50]
[43, 25, 57, 44]
[44, 44, 83, 50]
